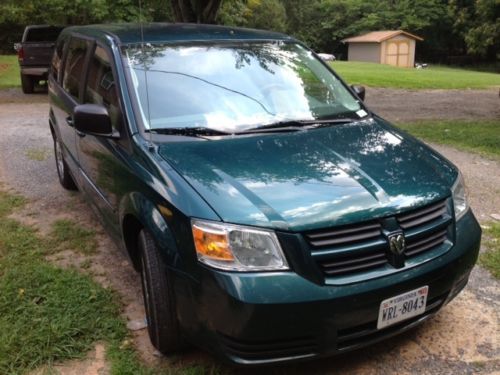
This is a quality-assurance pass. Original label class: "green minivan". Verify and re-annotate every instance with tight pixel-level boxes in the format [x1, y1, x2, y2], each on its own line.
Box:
[48, 23, 481, 365]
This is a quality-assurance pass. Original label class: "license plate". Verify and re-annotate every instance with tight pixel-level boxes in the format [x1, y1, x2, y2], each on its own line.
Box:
[377, 286, 428, 329]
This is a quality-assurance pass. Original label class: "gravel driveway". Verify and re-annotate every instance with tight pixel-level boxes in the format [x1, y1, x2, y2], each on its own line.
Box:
[0, 90, 498, 374]
[365, 87, 500, 123]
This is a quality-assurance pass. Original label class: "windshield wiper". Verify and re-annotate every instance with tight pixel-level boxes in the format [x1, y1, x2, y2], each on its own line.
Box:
[240, 117, 361, 134]
[146, 118, 364, 138]
[148, 127, 232, 137]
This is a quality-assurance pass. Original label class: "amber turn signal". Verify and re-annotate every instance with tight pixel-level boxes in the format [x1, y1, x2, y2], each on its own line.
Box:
[192, 224, 234, 261]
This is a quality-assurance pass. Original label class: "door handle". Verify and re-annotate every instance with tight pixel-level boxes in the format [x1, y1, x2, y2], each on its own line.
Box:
[66, 116, 74, 127]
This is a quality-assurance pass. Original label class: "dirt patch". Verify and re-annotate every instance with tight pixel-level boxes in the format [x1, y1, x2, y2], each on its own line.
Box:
[0, 63, 10, 74]
[366, 87, 500, 123]
[32, 343, 109, 375]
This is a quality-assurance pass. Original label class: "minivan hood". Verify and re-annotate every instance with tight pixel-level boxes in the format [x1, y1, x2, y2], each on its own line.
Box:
[158, 118, 457, 232]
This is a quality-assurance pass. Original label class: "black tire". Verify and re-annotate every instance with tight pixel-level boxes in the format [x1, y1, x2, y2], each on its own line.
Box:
[20, 73, 34, 94]
[53, 133, 77, 190]
[138, 229, 185, 354]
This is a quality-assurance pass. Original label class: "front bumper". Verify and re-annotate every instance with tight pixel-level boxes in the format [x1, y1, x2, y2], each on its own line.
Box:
[175, 210, 481, 365]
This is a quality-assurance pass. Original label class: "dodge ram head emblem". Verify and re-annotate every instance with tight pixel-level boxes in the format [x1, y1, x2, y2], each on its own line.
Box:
[388, 233, 406, 255]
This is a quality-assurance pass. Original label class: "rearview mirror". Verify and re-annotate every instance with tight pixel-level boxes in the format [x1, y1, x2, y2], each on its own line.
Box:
[73, 104, 117, 138]
[351, 85, 366, 101]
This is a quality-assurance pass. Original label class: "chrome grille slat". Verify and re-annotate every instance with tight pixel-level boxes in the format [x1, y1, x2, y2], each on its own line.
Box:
[406, 229, 447, 251]
[310, 239, 387, 259]
[321, 252, 386, 268]
[306, 223, 381, 239]
[397, 200, 446, 222]
[308, 229, 382, 247]
[398, 207, 447, 229]
[323, 258, 388, 275]
[406, 235, 447, 256]
[397, 200, 447, 229]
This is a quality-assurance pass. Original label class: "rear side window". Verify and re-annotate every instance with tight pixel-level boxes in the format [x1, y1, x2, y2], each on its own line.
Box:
[25, 27, 63, 42]
[50, 36, 66, 81]
[63, 38, 89, 100]
[85, 46, 121, 130]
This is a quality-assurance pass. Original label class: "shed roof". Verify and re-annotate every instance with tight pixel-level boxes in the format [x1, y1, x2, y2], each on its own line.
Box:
[343, 30, 423, 43]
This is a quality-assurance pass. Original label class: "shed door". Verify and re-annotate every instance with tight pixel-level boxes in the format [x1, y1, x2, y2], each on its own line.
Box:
[386, 41, 410, 67]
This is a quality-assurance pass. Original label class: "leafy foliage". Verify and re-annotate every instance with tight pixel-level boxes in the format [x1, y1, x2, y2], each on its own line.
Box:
[449, 0, 499, 58]
[0, 0, 143, 25]
[219, 0, 286, 31]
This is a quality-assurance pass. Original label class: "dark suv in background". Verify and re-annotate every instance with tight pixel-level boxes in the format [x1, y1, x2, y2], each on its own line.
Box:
[48, 23, 481, 365]
[15, 25, 63, 93]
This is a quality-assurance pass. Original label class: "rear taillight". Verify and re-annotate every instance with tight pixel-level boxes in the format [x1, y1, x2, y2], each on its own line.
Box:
[17, 47, 24, 62]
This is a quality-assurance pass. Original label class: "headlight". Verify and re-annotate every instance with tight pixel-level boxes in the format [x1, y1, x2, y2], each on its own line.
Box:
[452, 173, 468, 220]
[191, 219, 289, 271]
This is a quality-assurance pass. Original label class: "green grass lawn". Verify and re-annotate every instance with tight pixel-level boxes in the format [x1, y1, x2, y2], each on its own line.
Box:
[331, 61, 500, 89]
[396, 120, 500, 159]
[0, 55, 20, 89]
[0, 190, 219, 374]
[0, 191, 141, 374]
[480, 222, 500, 279]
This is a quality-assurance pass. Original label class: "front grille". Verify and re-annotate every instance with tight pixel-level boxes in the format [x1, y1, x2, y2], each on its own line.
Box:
[218, 333, 317, 361]
[336, 292, 447, 350]
[304, 199, 452, 279]
[397, 199, 452, 259]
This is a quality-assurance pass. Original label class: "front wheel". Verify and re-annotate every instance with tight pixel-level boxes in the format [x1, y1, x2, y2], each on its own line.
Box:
[138, 229, 185, 354]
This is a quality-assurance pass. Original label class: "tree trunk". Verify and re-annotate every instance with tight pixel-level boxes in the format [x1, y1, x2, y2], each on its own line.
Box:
[170, 0, 222, 23]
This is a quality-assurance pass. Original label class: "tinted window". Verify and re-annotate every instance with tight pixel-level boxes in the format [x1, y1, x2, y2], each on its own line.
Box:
[25, 27, 63, 42]
[85, 46, 121, 129]
[50, 36, 66, 81]
[63, 38, 88, 100]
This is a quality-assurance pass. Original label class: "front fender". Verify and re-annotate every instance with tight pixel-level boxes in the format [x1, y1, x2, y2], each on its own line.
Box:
[120, 192, 182, 270]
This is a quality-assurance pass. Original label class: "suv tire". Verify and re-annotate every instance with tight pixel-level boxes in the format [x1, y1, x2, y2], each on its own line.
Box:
[53, 133, 77, 190]
[20, 73, 34, 94]
[139, 229, 185, 354]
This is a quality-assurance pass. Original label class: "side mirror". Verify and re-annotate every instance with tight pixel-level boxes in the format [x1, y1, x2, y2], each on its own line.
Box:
[73, 104, 117, 137]
[351, 85, 366, 101]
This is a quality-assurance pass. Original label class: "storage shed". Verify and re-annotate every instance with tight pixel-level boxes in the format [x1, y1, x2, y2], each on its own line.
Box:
[343, 30, 423, 68]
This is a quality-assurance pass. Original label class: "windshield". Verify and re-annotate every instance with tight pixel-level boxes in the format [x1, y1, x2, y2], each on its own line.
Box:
[124, 42, 366, 133]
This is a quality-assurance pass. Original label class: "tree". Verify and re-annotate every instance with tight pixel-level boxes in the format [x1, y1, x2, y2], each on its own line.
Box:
[0, 0, 145, 25]
[449, 0, 500, 57]
[170, 0, 222, 23]
[244, 0, 287, 32]
[218, 0, 286, 32]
